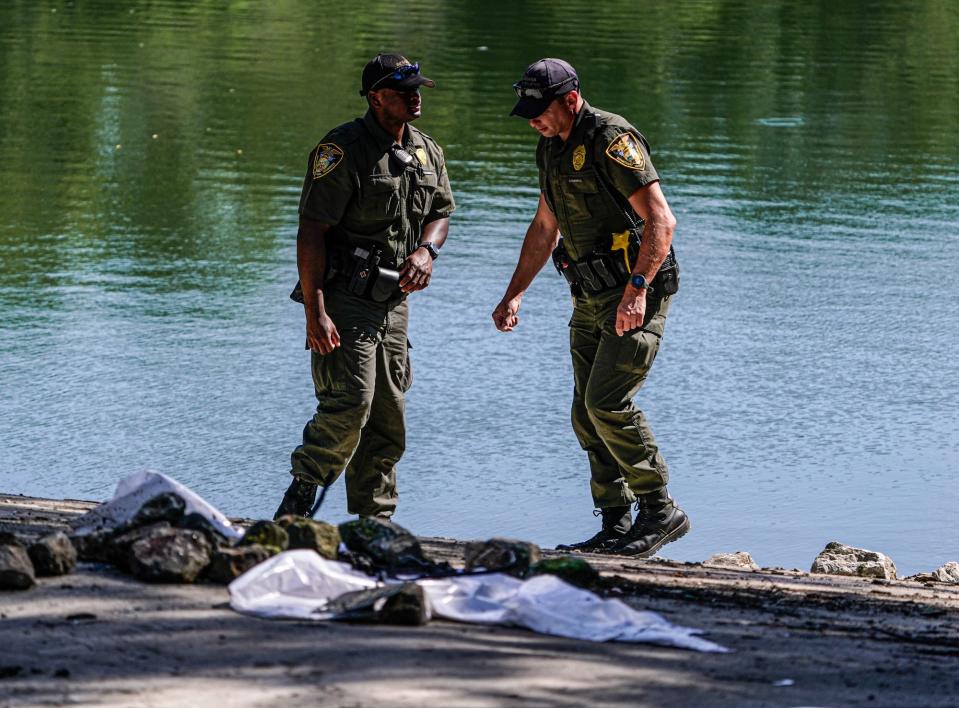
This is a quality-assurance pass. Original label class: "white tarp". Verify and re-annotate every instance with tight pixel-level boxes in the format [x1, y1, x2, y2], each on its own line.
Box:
[230, 550, 728, 653]
[70, 470, 242, 540]
[72, 472, 726, 652]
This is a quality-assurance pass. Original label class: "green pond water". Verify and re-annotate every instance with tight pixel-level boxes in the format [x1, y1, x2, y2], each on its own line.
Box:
[1, 0, 957, 574]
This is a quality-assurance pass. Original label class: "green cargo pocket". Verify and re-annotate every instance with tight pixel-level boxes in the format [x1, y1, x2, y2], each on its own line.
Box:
[311, 348, 342, 393]
[387, 339, 413, 392]
[402, 339, 413, 392]
[319, 325, 378, 393]
[614, 329, 661, 374]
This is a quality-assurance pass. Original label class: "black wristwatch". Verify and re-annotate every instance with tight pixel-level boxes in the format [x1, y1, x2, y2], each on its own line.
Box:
[418, 242, 439, 260]
[630, 273, 654, 293]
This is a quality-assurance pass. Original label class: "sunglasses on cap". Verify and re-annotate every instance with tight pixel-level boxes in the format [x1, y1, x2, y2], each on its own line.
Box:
[512, 75, 576, 99]
[368, 63, 421, 91]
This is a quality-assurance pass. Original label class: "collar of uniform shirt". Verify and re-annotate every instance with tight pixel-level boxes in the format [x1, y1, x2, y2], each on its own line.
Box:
[362, 110, 418, 153]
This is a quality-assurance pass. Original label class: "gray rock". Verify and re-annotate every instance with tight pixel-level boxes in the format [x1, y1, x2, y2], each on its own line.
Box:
[810, 541, 897, 580]
[0, 544, 36, 590]
[464, 538, 541, 577]
[108, 522, 173, 570]
[130, 492, 186, 528]
[238, 521, 289, 554]
[128, 527, 212, 583]
[909, 561, 959, 584]
[0, 532, 24, 547]
[206, 545, 271, 584]
[932, 561, 959, 583]
[27, 532, 77, 577]
[326, 583, 429, 626]
[276, 516, 340, 559]
[69, 530, 114, 563]
[704, 551, 760, 571]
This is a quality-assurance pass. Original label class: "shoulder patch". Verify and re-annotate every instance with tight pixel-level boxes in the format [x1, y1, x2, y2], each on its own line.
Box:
[312, 143, 344, 180]
[605, 132, 646, 170]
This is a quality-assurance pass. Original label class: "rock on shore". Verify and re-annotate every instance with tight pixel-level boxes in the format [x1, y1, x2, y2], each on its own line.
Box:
[811, 542, 897, 580]
[0, 542, 35, 590]
[27, 531, 77, 576]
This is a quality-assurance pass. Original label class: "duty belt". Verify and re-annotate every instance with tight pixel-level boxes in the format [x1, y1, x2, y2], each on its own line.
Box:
[552, 233, 679, 297]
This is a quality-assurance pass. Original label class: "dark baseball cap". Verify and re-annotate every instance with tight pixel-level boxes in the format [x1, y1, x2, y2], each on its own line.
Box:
[510, 58, 579, 119]
[360, 53, 435, 96]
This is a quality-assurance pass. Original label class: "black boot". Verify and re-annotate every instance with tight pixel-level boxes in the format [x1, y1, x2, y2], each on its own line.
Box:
[607, 489, 690, 557]
[556, 506, 632, 552]
[273, 478, 318, 520]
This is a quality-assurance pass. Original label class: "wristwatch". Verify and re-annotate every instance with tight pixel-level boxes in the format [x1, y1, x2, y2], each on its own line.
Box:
[418, 242, 439, 260]
[630, 273, 654, 293]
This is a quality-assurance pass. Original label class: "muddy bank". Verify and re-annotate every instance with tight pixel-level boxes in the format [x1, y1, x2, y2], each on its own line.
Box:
[1, 493, 958, 707]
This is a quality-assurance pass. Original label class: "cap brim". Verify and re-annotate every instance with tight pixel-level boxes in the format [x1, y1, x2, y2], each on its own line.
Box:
[394, 74, 435, 91]
[510, 96, 551, 119]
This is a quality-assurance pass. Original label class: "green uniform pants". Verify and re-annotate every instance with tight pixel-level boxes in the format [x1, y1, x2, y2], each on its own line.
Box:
[569, 288, 671, 508]
[290, 287, 412, 518]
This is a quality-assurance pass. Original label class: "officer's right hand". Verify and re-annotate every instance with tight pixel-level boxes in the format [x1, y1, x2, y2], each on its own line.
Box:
[307, 310, 340, 355]
[492, 295, 522, 332]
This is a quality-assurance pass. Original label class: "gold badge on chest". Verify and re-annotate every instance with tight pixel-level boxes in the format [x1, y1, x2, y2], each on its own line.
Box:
[415, 147, 428, 166]
[572, 144, 586, 171]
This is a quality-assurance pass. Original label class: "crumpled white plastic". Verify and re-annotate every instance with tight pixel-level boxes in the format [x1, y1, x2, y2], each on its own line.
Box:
[70, 470, 242, 540]
[72, 472, 726, 652]
[230, 550, 728, 653]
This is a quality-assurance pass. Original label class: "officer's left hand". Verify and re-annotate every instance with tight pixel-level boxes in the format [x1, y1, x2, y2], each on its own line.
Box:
[399, 247, 433, 293]
[615, 286, 647, 336]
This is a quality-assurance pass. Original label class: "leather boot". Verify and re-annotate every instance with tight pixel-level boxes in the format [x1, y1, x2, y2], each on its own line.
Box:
[556, 506, 632, 552]
[273, 478, 318, 520]
[607, 489, 690, 557]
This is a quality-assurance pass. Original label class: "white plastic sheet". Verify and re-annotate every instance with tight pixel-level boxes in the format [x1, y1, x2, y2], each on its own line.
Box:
[72, 472, 726, 652]
[230, 550, 728, 653]
[70, 470, 242, 540]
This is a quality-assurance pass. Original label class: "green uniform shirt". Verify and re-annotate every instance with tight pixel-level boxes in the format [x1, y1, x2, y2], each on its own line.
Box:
[299, 111, 455, 269]
[536, 100, 659, 261]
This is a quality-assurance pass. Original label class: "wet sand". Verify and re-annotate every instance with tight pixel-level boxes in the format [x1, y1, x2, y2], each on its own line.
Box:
[1, 493, 957, 707]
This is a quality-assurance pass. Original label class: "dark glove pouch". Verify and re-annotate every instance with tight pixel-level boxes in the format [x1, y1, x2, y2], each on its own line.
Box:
[369, 266, 400, 302]
[652, 246, 680, 296]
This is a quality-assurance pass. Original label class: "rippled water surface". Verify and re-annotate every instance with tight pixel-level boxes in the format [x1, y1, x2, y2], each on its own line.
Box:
[2, 1, 957, 575]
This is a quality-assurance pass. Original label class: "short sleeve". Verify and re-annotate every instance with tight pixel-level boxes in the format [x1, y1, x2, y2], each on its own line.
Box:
[297, 141, 355, 224]
[425, 147, 455, 223]
[596, 128, 659, 200]
[535, 137, 548, 193]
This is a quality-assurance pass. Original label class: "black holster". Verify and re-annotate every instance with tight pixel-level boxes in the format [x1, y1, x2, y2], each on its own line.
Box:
[552, 230, 680, 297]
[344, 244, 401, 302]
[289, 243, 402, 304]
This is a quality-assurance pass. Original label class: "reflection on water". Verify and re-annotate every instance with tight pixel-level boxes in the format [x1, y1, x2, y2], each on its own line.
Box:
[1, 0, 957, 575]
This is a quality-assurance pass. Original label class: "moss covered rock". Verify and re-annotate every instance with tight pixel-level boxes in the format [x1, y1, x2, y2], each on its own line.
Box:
[528, 556, 600, 588]
[464, 538, 541, 577]
[238, 521, 289, 552]
[128, 527, 212, 584]
[276, 516, 340, 559]
[338, 518, 428, 573]
[206, 544, 271, 584]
